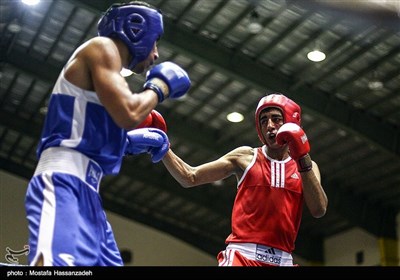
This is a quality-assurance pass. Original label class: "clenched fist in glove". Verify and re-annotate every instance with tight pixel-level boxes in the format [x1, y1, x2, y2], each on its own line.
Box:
[136, 110, 167, 132]
[125, 128, 170, 163]
[144, 61, 191, 103]
[276, 123, 312, 172]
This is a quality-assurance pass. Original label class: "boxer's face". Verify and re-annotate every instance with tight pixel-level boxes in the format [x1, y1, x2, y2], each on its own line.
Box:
[259, 108, 284, 148]
[132, 43, 159, 74]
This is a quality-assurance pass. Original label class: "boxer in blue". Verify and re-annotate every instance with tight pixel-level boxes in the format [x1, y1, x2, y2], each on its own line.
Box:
[25, 1, 190, 266]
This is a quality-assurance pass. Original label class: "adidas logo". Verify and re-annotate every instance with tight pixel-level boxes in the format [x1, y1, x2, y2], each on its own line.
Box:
[291, 173, 299, 179]
[265, 247, 276, 255]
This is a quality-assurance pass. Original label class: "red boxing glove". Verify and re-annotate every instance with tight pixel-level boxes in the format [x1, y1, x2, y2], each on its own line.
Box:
[276, 123, 312, 172]
[150, 110, 167, 133]
[137, 113, 153, 129]
[136, 110, 167, 133]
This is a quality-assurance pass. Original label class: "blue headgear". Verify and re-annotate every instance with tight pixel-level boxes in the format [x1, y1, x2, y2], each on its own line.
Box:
[97, 4, 163, 70]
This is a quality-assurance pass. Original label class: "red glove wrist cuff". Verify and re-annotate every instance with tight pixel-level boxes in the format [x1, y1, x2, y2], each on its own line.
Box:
[297, 154, 312, 172]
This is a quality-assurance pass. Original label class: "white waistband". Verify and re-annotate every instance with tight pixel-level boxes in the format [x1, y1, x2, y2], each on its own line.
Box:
[227, 243, 294, 266]
[34, 147, 103, 192]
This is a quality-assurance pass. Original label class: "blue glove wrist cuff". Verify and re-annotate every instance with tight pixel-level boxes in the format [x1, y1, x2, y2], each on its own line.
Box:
[144, 82, 165, 103]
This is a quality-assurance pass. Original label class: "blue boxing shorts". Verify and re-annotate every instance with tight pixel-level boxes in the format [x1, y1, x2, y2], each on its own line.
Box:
[25, 147, 123, 266]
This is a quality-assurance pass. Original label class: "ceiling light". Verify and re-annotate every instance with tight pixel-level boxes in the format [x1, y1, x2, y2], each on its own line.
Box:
[39, 106, 48, 115]
[368, 80, 383, 90]
[211, 180, 223, 186]
[22, 0, 40, 5]
[307, 50, 326, 62]
[8, 22, 21, 33]
[248, 10, 262, 34]
[369, 71, 384, 90]
[227, 112, 244, 123]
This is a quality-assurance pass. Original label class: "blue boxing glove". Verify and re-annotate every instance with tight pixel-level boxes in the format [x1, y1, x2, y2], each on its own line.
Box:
[125, 128, 170, 163]
[143, 61, 191, 103]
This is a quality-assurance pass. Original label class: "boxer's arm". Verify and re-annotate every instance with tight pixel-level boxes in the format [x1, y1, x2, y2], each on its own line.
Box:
[277, 123, 328, 218]
[162, 146, 253, 188]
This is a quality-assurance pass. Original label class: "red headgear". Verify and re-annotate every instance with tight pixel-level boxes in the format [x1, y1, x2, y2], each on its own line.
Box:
[255, 93, 301, 145]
